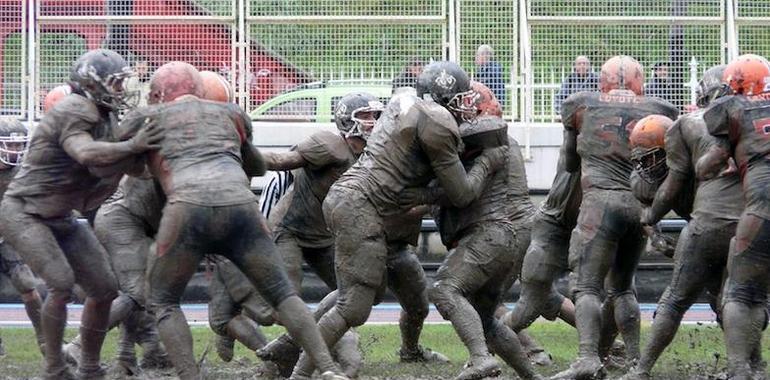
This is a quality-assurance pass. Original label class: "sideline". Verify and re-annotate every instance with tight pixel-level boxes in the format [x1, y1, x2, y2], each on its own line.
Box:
[0, 303, 718, 327]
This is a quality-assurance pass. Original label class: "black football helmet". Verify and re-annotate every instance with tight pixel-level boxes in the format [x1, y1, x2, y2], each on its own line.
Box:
[415, 61, 478, 120]
[69, 49, 137, 111]
[333, 92, 385, 141]
[696, 64, 731, 108]
[0, 118, 28, 166]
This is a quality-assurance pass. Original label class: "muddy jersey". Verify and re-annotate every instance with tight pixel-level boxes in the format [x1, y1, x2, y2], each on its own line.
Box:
[102, 176, 166, 233]
[121, 97, 256, 207]
[334, 94, 463, 217]
[562, 91, 679, 192]
[435, 136, 535, 245]
[540, 150, 582, 229]
[0, 166, 18, 199]
[506, 137, 537, 223]
[270, 131, 357, 248]
[5, 94, 122, 218]
[705, 93, 770, 219]
[666, 110, 742, 227]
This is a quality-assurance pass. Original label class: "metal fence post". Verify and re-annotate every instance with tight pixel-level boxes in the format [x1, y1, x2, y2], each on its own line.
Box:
[26, 0, 34, 123]
[689, 56, 699, 105]
[726, 0, 738, 60]
[520, 0, 532, 159]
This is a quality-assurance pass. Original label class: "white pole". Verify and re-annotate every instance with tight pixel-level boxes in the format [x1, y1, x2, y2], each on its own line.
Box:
[26, 0, 35, 123]
[519, 0, 532, 160]
[725, 0, 738, 61]
[237, 0, 246, 108]
[689, 56, 699, 106]
[447, 0, 457, 62]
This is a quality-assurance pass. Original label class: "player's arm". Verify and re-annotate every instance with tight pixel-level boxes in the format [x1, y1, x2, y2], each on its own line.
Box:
[241, 141, 267, 177]
[420, 121, 505, 208]
[642, 170, 689, 225]
[560, 94, 583, 172]
[643, 120, 690, 225]
[695, 140, 730, 180]
[227, 107, 268, 177]
[562, 129, 580, 172]
[263, 131, 345, 171]
[62, 119, 163, 167]
[261, 151, 307, 171]
[697, 98, 732, 180]
[630, 170, 657, 205]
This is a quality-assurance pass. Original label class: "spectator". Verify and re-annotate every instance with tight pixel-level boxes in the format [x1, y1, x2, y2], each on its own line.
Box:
[475, 44, 505, 106]
[645, 62, 676, 104]
[554, 55, 598, 114]
[392, 57, 424, 94]
[125, 58, 151, 107]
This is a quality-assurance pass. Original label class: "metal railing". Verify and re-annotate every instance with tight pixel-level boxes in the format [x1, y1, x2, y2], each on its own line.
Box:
[1, 0, 768, 126]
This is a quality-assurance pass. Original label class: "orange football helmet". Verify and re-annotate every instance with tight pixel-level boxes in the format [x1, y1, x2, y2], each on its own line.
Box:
[43, 84, 72, 113]
[470, 81, 501, 117]
[630, 114, 674, 183]
[723, 54, 770, 96]
[200, 71, 234, 102]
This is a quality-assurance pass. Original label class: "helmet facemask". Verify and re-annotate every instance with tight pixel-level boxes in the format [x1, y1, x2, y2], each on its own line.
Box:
[0, 131, 29, 166]
[446, 89, 480, 122]
[345, 102, 384, 141]
[631, 147, 667, 184]
[83, 65, 139, 111]
[696, 82, 733, 108]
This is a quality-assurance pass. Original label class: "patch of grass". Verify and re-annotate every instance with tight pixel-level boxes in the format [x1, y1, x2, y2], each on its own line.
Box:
[0, 322, 768, 379]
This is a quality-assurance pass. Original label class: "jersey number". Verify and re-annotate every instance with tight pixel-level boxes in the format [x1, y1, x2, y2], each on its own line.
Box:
[597, 116, 637, 149]
[753, 117, 770, 138]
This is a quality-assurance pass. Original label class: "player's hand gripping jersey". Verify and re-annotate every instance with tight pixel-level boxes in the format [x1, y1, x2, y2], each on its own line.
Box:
[120, 97, 256, 207]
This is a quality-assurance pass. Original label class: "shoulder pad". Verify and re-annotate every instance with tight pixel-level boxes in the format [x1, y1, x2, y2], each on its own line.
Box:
[311, 130, 349, 154]
[53, 94, 101, 123]
[415, 99, 458, 133]
[387, 92, 419, 118]
[301, 130, 351, 164]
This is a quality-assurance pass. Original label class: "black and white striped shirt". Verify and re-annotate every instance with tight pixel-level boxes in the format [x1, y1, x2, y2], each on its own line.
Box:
[258, 170, 295, 218]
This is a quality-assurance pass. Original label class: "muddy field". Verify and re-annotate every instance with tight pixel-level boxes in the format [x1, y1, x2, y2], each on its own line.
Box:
[0, 323, 766, 379]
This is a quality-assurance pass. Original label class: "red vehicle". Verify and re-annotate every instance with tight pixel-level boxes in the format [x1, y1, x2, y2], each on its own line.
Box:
[0, 0, 311, 112]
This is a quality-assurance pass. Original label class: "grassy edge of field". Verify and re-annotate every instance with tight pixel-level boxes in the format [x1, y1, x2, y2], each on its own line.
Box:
[0, 321, 765, 379]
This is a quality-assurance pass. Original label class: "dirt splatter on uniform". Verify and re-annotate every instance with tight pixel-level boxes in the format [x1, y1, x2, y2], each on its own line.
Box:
[431, 124, 541, 380]
[207, 258, 270, 351]
[704, 93, 770, 378]
[268, 131, 356, 291]
[337, 97, 468, 216]
[0, 94, 122, 378]
[121, 96, 340, 380]
[630, 110, 743, 378]
[94, 175, 164, 312]
[121, 98, 256, 208]
[0, 166, 38, 295]
[272, 131, 356, 247]
[89, 176, 169, 370]
[0, 165, 43, 352]
[562, 90, 678, 365]
[5, 95, 124, 217]
[506, 148, 582, 332]
[290, 94, 501, 377]
[667, 112, 741, 227]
